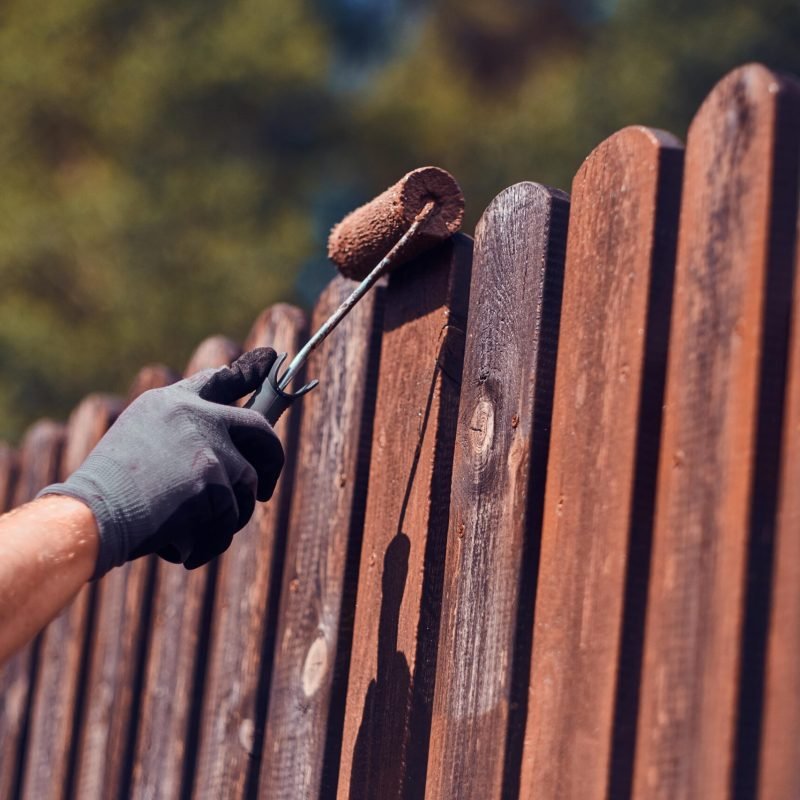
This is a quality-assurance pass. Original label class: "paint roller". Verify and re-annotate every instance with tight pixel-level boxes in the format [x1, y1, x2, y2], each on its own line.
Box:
[245, 166, 465, 423]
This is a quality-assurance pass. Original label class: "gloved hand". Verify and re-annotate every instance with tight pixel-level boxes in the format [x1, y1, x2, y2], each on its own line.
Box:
[39, 348, 285, 579]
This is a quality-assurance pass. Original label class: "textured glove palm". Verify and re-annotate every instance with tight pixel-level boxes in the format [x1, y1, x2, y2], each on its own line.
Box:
[39, 348, 285, 578]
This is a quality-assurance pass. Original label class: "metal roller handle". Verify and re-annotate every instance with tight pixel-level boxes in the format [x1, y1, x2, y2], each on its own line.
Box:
[245, 352, 318, 424]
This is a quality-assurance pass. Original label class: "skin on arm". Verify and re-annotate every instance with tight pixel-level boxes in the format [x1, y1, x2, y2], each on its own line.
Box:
[0, 495, 98, 664]
[0, 348, 284, 665]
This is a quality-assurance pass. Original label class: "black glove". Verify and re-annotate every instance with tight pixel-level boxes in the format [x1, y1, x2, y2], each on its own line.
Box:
[39, 348, 284, 578]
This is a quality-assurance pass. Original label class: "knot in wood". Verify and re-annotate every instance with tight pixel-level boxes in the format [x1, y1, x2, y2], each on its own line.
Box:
[468, 398, 495, 471]
[302, 635, 329, 698]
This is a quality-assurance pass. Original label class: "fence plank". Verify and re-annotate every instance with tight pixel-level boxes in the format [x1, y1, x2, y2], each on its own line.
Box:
[519, 129, 683, 800]
[337, 235, 472, 799]
[758, 136, 800, 800]
[0, 421, 65, 800]
[633, 64, 800, 799]
[190, 305, 307, 799]
[72, 366, 179, 800]
[130, 336, 241, 800]
[259, 279, 384, 798]
[20, 396, 124, 800]
[0, 444, 17, 511]
[424, 183, 568, 800]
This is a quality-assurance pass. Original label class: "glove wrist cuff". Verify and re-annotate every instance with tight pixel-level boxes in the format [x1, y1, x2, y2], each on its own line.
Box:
[38, 454, 151, 579]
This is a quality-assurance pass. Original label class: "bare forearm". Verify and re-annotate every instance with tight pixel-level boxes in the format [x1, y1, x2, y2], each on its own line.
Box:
[0, 495, 98, 663]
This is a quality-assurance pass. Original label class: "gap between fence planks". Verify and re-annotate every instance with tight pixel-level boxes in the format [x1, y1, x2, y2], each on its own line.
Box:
[260, 277, 385, 798]
[337, 234, 473, 799]
[72, 365, 180, 800]
[425, 182, 568, 800]
[756, 70, 800, 799]
[130, 336, 243, 800]
[0, 421, 65, 800]
[190, 304, 307, 799]
[19, 396, 124, 800]
[759, 161, 800, 799]
[633, 64, 800, 799]
[519, 128, 683, 800]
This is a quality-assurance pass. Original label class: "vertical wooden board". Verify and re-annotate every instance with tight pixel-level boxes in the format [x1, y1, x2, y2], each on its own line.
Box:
[190, 304, 307, 800]
[424, 183, 568, 800]
[259, 279, 384, 798]
[0, 444, 17, 511]
[336, 235, 472, 799]
[0, 421, 65, 800]
[518, 130, 683, 800]
[130, 336, 241, 800]
[633, 65, 800, 799]
[10, 421, 65, 508]
[759, 201, 800, 798]
[73, 365, 179, 800]
[20, 395, 125, 800]
[126, 363, 180, 403]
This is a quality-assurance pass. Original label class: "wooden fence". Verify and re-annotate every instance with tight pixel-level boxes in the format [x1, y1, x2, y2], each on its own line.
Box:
[0, 62, 799, 799]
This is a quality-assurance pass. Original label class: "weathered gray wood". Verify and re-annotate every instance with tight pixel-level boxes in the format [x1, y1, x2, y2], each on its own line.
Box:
[259, 279, 384, 798]
[20, 396, 124, 800]
[425, 183, 569, 800]
[191, 304, 307, 799]
[337, 235, 473, 799]
[633, 64, 800, 799]
[72, 366, 179, 799]
[520, 129, 683, 800]
[130, 336, 242, 800]
[0, 421, 65, 800]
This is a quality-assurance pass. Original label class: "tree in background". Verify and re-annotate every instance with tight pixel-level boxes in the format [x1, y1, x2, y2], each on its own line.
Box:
[1, 0, 798, 440]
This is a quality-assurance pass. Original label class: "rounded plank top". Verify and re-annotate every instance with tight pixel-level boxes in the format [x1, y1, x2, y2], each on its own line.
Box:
[521, 126, 683, 800]
[127, 364, 180, 402]
[427, 182, 568, 800]
[59, 394, 125, 480]
[12, 420, 67, 507]
[634, 63, 800, 800]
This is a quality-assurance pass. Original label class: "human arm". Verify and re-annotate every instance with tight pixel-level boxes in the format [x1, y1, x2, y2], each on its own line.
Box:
[0, 348, 284, 663]
[0, 496, 98, 662]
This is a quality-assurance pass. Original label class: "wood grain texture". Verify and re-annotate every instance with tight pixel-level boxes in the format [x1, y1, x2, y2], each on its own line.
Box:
[336, 235, 473, 800]
[20, 396, 124, 800]
[72, 366, 179, 800]
[633, 64, 800, 800]
[259, 279, 384, 798]
[0, 421, 65, 800]
[758, 119, 800, 800]
[519, 129, 683, 800]
[425, 183, 568, 800]
[0, 443, 17, 511]
[130, 335, 242, 800]
[190, 304, 307, 800]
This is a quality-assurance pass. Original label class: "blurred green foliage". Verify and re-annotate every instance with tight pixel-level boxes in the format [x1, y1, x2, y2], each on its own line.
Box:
[0, 0, 798, 441]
